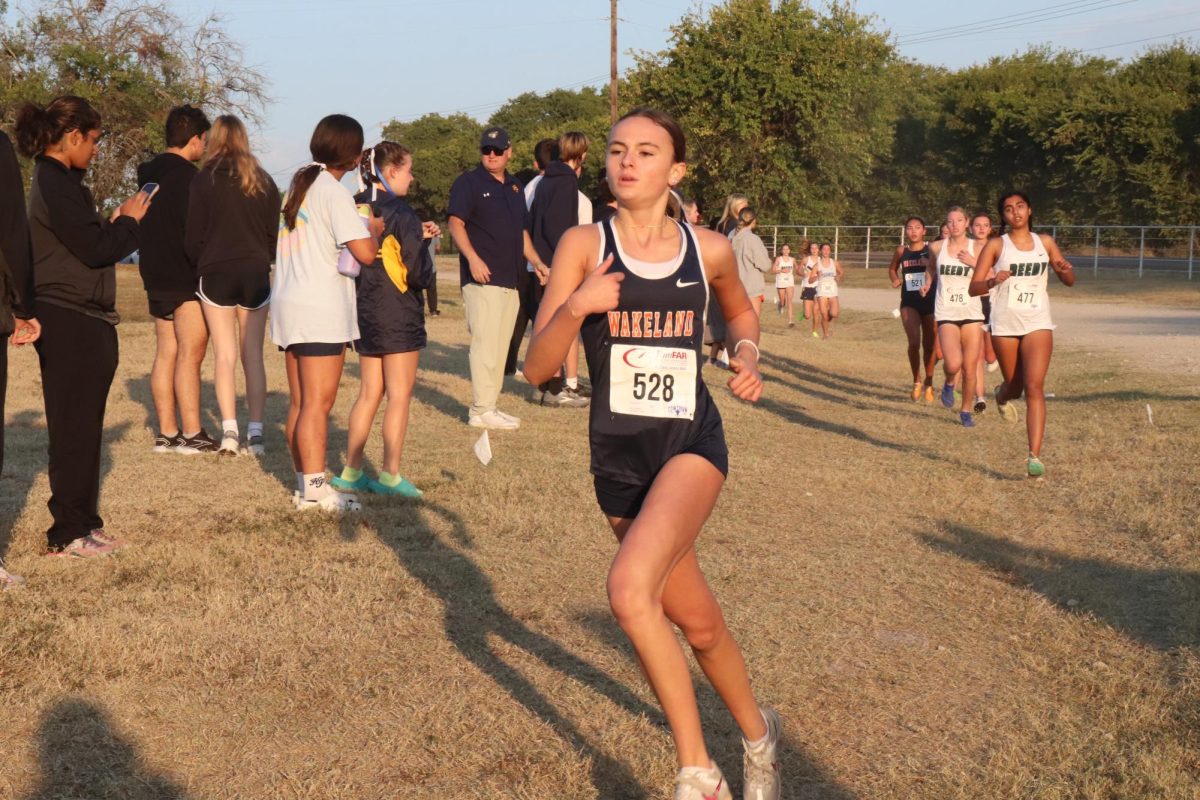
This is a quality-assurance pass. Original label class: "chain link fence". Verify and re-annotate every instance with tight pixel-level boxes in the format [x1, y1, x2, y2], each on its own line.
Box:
[760, 225, 1199, 279]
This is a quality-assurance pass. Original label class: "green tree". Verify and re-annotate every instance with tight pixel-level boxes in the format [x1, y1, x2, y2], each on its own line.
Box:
[626, 0, 897, 223]
[381, 113, 481, 221]
[0, 0, 267, 205]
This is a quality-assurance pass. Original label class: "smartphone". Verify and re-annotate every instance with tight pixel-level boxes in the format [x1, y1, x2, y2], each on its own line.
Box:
[139, 182, 160, 199]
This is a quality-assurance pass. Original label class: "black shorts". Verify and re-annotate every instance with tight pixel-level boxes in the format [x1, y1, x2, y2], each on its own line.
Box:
[198, 272, 270, 310]
[283, 342, 349, 357]
[981, 295, 992, 325]
[899, 290, 935, 317]
[800, 286, 817, 301]
[592, 438, 729, 519]
[147, 292, 196, 321]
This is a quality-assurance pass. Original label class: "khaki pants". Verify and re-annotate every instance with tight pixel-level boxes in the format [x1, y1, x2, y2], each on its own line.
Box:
[462, 282, 520, 417]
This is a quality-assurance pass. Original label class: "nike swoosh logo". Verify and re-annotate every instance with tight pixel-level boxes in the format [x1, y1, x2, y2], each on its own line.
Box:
[676, 279, 699, 288]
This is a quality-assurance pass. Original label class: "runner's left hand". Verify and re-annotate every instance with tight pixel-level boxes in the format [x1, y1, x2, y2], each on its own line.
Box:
[727, 348, 763, 402]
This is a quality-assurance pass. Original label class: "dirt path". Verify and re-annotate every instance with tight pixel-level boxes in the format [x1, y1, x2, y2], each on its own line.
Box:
[838, 287, 1200, 378]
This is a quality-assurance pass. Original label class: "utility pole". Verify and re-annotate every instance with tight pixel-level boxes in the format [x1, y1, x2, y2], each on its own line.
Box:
[610, 0, 618, 124]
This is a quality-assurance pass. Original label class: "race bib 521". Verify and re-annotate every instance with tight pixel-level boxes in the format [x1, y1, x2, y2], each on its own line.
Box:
[609, 344, 697, 420]
[904, 272, 926, 292]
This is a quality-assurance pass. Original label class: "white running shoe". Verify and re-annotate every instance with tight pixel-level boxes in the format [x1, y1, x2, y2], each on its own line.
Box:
[742, 708, 782, 800]
[295, 490, 362, 513]
[674, 764, 732, 800]
[469, 410, 520, 430]
[495, 409, 521, 427]
[987, 360, 1000, 373]
[218, 430, 239, 456]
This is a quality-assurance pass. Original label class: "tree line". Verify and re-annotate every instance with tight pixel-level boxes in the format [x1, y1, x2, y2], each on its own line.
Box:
[3, 0, 1197, 226]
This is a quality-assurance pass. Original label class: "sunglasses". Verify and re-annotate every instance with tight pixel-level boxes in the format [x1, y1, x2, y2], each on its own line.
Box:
[481, 146, 506, 156]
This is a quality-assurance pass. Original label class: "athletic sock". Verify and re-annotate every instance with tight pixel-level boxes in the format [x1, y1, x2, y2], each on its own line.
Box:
[222, 419, 238, 437]
[677, 764, 724, 793]
[340, 465, 363, 483]
[303, 472, 331, 501]
[377, 471, 402, 488]
[163, 429, 180, 438]
[247, 421, 263, 438]
[565, 377, 578, 390]
[182, 430, 198, 439]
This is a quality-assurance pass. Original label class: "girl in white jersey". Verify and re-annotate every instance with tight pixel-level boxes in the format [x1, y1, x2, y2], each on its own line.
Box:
[969, 190, 1075, 476]
[799, 241, 820, 335]
[813, 242, 842, 339]
[771, 243, 797, 326]
[920, 207, 983, 427]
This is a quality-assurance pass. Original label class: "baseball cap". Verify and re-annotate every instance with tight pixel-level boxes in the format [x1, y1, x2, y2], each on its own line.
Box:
[480, 126, 511, 151]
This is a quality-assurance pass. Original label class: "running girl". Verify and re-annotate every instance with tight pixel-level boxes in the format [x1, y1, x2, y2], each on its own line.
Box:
[813, 242, 842, 339]
[887, 217, 936, 402]
[524, 108, 781, 800]
[771, 243, 797, 327]
[331, 142, 438, 499]
[186, 115, 281, 456]
[971, 211, 1000, 377]
[921, 207, 983, 427]
[969, 190, 1075, 476]
[272, 115, 381, 512]
[799, 240, 819, 336]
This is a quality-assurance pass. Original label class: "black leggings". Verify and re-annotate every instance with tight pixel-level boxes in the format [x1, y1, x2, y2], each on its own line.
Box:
[34, 302, 118, 549]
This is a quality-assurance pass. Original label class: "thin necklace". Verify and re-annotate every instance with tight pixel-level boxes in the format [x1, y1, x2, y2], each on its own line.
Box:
[621, 220, 669, 230]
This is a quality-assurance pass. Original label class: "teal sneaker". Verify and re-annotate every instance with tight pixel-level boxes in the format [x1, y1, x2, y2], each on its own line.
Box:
[367, 476, 423, 499]
[1026, 455, 1046, 477]
[330, 471, 370, 492]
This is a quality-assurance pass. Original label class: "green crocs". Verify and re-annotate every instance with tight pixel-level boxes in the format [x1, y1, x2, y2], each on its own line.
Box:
[330, 472, 370, 492]
[367, 476, 423, 499]
[1026, 455, 1045, 478]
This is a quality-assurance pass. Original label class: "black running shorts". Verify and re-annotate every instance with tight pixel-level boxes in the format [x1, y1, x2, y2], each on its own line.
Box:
[198, 272, 271, 310]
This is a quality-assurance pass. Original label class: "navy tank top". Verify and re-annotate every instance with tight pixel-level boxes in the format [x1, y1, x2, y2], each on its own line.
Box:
[580, 219, 725, 485]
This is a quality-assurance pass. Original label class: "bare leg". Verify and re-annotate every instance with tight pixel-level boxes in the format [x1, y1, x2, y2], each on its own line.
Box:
[238, 305, 268, 424]
[826, 297, 840, 337]
[380, 351, 419, 474]
[606, 455, 766, 769]
[201, 302, 240, 426]
[173, 301, 208, 435]
[285, 350, 302, 471]
[292, 352, 345, 474]
[784, 287, 794, 324]
[344, 354, 384, 470]
[938, 323, 963, 386]
[1018, 330, 1053, 456]
[900, 307, 922, 383]
[959, 323, 983, 414]
[920, 313, 937, 386]
[150, 317, 179, 435]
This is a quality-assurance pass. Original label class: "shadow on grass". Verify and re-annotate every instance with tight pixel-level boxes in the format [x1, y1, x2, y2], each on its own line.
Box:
[370, 500, 659, 798]
[754, 394, 1011, 481]
[22, 698, 190, 800]
[1050, 389, 1200, 404]
[574, 610, 857, 799]
[919, 521, 1200, 650]
[760, 351, 899, 397]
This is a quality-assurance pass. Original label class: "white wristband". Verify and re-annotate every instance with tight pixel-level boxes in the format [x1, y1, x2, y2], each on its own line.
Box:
[733, 339, 759, 360]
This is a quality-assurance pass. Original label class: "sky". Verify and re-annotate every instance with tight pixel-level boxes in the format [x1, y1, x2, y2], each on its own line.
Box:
[17, 0, 1200, 179]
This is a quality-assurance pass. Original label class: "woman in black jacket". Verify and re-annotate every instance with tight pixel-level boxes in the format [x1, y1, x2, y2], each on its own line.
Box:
[185, 115, 281, 456]
[15, 95, 150, 558]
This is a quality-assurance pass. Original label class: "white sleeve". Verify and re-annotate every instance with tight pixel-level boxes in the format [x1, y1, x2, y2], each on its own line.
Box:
[577, 192, 593, 225]
[327, 180, 369, 246]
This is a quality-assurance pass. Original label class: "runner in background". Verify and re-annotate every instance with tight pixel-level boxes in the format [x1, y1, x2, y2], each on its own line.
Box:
[771, 243, 797, 327]
[971, 211, 1000, 375]
[887, 217, 936, 402]
[813, 242, 842, 339]
[970, 190, 1075, 476]
[799, 240, 819, 336]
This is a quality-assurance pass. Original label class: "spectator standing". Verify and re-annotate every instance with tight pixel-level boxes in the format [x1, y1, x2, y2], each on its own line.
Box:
[136, 105, 215, 454]
[506, 137, 556, 377]
[17, 96, 150, 557]
[186, 115, 281, 456]
[1, 129, 38, 587]
[730, 206, 773, 317]
[446, 126, 547, 430]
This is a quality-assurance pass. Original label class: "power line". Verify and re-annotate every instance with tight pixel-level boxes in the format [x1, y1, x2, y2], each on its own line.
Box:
[898, 0, 1137, 47]
[1081, 24, 1200, 51]
[896, 0, 1109, 42]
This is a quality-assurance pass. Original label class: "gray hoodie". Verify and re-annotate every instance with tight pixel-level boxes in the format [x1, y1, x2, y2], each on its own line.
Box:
[731, 226, 773, 298]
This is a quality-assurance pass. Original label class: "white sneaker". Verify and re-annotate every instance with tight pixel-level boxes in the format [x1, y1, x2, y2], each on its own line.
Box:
[495, 409, 521, 426]
[218, 430, 239, 456]
[295, 491, 362, 513]
[987, 360, 1000, 373]
[675, 764, 732, 800]
[469, 410, 519, 430]
[742, 708, 782, 800]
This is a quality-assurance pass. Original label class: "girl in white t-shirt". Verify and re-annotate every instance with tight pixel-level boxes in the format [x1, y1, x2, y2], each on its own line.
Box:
[969, 190, 1075, 477]
[273, 114, 380, 512]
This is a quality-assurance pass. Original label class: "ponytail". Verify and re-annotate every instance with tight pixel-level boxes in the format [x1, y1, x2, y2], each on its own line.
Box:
[281, 114, 365, 231]
[13, 96, 102, 158]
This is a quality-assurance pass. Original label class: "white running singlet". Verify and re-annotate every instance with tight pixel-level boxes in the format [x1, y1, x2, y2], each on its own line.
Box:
[775, 256, 795, 289]
[990, 233, 1055, 336]
[816, 258, 838, 298]
[801, 256, 818, 289]
[933, 238, 983, 322]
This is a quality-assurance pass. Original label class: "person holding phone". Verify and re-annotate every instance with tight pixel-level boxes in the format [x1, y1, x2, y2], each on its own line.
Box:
[15, 95, 149, 558]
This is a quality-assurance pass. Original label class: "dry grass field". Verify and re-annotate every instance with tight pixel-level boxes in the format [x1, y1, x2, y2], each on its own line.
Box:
[1, 263, 1197, 799]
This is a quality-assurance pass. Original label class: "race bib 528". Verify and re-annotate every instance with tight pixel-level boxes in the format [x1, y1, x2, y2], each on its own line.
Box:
[609, 344, 697, 420]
